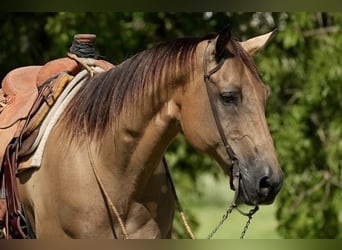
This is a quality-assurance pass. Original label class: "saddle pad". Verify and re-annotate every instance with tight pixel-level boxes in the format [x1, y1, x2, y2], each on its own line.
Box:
[18, 67, 105, 171]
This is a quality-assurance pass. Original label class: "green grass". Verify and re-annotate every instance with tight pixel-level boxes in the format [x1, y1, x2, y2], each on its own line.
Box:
[183, 174, 282, 239]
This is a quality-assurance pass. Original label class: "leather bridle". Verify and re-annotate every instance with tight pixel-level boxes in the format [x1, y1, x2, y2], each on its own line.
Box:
[202, 40, 241, 193]
[203, 39, 259, 239]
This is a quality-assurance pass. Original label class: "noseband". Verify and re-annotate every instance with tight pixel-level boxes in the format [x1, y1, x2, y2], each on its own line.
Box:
[203, 40, 240, 192]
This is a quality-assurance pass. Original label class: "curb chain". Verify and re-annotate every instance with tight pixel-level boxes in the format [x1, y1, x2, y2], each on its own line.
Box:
[207, 204, 259, 239]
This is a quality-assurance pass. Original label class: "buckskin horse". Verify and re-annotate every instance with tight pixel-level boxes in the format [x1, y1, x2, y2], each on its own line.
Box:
[7, 26, 283, 238]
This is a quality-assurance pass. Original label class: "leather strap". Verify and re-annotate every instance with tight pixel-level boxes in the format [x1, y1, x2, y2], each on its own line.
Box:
[203, 40, 240, 190]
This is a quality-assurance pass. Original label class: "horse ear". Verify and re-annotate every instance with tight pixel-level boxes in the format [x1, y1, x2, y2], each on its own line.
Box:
[240, 29, 277, 56]
[215, 25, 232, 61]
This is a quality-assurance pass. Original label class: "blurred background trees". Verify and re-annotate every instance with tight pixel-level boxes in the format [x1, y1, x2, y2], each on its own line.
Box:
[0, 12, 341, 238]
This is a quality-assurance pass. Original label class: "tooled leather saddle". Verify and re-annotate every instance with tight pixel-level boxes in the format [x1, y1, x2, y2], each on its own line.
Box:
[0, 34, 114, 238]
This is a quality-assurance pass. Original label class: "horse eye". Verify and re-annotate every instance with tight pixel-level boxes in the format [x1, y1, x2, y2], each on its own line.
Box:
[220, 91, 239, 105]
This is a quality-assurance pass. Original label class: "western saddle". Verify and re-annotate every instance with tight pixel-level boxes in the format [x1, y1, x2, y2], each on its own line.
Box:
[0, 34, 114, 238]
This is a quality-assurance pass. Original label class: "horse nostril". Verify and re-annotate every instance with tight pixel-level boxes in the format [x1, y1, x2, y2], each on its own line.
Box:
[256, 172, 283, 204]
[259, 176, 271, 190]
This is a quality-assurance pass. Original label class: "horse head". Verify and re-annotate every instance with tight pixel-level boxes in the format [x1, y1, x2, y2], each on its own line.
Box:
[178, 26, 284, 206]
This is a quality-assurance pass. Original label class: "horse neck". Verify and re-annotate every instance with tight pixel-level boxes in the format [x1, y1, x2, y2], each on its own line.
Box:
[102, 67, 196, 194]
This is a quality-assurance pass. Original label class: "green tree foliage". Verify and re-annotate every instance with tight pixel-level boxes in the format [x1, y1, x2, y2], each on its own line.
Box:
[0, 12, 341, 238]
[259, 12, 342, 238]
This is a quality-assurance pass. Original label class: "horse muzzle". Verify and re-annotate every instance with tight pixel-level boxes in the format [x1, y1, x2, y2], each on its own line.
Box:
[232, 165, 284, 206]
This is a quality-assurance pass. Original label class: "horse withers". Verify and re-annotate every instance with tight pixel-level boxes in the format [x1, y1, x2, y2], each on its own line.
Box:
[15, 26, 283, 238]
